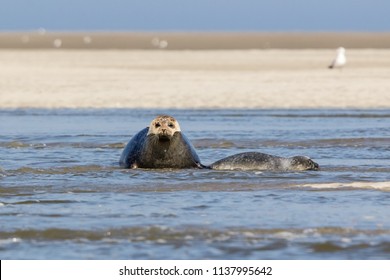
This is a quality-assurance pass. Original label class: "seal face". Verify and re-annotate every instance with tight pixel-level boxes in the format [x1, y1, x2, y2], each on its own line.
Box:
[147, 115, 181, 142]
[119, 115, 203, 169]
[209, 152, 319, 171]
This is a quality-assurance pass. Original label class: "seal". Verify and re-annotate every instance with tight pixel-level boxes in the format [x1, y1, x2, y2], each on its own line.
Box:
[120, 115, 319, 171]
[119, 115, 204, 169]
[209, 152, 319, 171]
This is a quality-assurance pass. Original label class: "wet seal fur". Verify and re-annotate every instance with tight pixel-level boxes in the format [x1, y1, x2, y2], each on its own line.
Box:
[120, 115, 319, 171]
[209, 152, 319, 171]
[119, 115, 204, 169]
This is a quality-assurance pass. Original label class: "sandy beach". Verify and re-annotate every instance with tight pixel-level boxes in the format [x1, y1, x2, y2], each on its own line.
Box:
[1, 48, 390, 109]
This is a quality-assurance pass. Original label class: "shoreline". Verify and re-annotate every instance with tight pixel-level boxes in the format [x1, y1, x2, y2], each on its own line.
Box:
[2, 107, 388, 111]
[2, 31, 390, 49]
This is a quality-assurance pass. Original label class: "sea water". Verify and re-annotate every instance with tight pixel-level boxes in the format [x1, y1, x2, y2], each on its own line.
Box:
[0, 109, 389, 259]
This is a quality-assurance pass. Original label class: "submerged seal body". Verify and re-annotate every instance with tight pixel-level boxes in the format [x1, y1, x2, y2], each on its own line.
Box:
[119, 115, 203, 169]
[210, 152, 319, 171]
[120, 115, 319, 171]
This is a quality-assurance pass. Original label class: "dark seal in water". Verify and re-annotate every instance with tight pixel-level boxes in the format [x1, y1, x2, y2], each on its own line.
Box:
[119, 115, 204, 169]
[120, 115, 319, 171]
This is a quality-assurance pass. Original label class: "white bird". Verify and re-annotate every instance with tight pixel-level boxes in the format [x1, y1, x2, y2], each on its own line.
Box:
[328, 47, 346, 69]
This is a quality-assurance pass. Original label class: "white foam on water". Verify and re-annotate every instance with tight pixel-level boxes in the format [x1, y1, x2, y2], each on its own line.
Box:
[301, 181, 390, 191]
[0, 238, 22, 245]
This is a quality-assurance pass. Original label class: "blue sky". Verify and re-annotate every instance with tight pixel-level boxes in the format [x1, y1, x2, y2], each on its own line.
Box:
[1, 0, 390, 32]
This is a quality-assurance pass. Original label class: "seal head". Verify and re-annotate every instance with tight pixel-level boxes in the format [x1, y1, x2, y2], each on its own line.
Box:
[147, 115, 181, 142]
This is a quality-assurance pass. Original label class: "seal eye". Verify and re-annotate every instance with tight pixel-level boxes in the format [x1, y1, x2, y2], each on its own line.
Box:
[168, 123, 175, 128]
[155, 122, 161, 128]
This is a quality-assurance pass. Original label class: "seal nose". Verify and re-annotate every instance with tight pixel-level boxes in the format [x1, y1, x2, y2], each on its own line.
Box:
[161, 128, 167, 134]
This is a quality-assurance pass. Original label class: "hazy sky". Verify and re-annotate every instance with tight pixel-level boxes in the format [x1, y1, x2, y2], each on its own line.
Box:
[1, 0, 390, 32]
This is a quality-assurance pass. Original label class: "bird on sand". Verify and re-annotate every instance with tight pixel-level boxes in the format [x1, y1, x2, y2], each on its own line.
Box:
[328, 47, 346, 69]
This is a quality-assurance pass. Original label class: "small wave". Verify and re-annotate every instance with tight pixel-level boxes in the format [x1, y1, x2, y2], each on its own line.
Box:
[194, 139, 236, 149]
[0, 166, 6, 177]
[0, 141, 125, 149]
[0, 237, 22, 246]
[269, 112, 390, 118]
[194, 138, 315, 149]
[301, 181, 390, 191]
[194, 137, 390, 150]
[7, 199, 76, 205]
[1, 226, 389, 242]
[312, 138, 390, 148]
[69, 142, 125, 149]
[2, 226, 390, 259]
[0, 141, 31, 148]
[10, 165, 116, 175]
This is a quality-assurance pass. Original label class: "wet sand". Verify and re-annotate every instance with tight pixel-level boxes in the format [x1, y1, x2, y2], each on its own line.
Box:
[0, 32, 390, 109]
[1, 32, 390, 49]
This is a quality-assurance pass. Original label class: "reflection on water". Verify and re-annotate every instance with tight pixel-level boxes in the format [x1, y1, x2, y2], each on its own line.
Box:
[0, 109, 389, 259]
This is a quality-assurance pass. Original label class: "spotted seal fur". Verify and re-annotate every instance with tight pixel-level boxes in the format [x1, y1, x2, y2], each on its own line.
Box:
[209, 152, 319, 171]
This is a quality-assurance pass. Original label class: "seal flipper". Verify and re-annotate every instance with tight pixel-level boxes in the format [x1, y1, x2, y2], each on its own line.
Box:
[119, 127, 148, 168]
